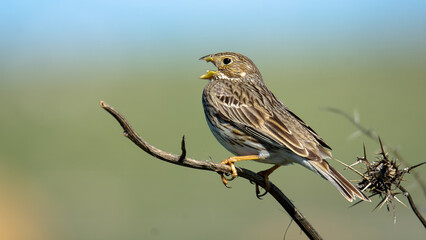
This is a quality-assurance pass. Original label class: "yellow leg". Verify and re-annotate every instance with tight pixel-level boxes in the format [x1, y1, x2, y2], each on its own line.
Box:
[220, 155, 260, 188]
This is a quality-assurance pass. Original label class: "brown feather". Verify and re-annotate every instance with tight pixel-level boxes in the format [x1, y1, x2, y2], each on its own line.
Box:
[310, 160, 370, 202]
[206, 79, 324, 161]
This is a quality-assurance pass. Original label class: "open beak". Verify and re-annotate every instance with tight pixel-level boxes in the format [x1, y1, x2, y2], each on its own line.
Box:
[201, 56, 214, 62]
[199, 55, 217, 79]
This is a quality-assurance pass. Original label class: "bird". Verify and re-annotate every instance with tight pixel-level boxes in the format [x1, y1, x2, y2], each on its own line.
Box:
[200, 52, 370, 202]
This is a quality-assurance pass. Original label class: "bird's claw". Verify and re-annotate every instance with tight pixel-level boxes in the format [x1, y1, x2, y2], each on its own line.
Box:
[220, 173, 235, 188]
[255, 184, 268, 199]
[218, 155, 264, 188]
[219, 157, 239, 188]
[254, 168, 275, 198]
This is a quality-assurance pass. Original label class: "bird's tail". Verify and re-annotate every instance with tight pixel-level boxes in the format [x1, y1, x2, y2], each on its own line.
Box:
[310, 160, 370, 202]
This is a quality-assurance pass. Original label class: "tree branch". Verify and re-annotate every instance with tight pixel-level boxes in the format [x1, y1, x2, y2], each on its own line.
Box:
[100, 101, 322, 240]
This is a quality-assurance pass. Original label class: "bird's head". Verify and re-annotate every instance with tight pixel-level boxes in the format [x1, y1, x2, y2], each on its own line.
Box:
[199, 52, 262, 82]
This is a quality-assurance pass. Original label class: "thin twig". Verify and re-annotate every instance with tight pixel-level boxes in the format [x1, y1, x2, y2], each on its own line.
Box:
[398, 185, 426, 228]
[100, 101, 322, 240]
[325, 107, 426, 196]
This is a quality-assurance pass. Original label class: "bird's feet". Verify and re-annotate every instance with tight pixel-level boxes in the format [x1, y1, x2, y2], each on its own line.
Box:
[219, 155, 261, 188]
[220, 157, 239, 188]
[255, 165, 280, 198]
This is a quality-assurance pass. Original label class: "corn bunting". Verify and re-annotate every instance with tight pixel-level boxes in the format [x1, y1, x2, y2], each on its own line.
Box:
[200, 52, 369, 202]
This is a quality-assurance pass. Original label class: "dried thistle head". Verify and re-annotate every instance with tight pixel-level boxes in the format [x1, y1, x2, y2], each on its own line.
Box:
[356, 139, 403, 196]
[349, 138, 413, 223]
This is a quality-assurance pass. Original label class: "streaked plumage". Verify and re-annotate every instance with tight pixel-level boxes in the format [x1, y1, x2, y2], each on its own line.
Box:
[200, 52, 369, 202]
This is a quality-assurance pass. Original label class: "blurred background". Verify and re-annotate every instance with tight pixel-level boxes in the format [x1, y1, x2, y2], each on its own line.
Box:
[1, 1, 425, 239]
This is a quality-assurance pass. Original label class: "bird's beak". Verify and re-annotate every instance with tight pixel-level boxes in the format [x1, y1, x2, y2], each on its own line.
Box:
[199, 55, 217, 79]
[202, 56, 214, 63]
[200, 70, 216, 79]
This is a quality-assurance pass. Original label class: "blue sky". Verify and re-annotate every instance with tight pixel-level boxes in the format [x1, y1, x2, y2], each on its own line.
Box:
[1, 0, 425, 82]
[4, 1, 426, 48]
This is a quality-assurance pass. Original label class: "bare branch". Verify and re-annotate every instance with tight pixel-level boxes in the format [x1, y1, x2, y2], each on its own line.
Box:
[398, 185, 426, 228]
[100, 101, 322, 240]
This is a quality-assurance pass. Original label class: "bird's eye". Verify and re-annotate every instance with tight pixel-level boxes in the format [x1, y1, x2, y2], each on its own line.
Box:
[223, 58, 232, 65]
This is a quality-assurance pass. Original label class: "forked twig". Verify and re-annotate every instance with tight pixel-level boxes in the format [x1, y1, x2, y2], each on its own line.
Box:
[100, 101, 322, 240]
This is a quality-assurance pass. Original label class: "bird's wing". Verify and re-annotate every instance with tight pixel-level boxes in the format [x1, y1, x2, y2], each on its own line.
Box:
[283, 107, 332, 150]
[208, 81, 331, 161]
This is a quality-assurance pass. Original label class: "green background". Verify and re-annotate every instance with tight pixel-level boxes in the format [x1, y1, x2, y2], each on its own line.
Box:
[1, 1, 425, 239]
